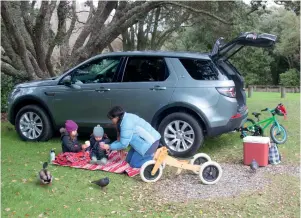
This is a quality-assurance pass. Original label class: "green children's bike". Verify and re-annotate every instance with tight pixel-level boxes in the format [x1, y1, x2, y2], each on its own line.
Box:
[240, 103, 288, 144]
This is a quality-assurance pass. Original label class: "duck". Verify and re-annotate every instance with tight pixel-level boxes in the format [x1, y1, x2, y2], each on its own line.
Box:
[38, 162, 53, 185]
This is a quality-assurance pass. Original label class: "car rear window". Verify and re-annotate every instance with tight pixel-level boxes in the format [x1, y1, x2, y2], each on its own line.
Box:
[179, 58, 226, 80]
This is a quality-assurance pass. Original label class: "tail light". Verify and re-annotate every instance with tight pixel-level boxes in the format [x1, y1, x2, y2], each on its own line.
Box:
[216, 87, 236, 98]
[231, 113, 241, 119]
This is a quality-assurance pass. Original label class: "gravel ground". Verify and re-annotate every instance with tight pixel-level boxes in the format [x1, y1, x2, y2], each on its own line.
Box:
[149, 163, 300, 202]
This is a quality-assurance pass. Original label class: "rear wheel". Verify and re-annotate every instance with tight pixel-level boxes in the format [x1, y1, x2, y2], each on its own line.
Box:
[15, 105, 53, 141]
[190, 153, 211, 174]
[241, 118, 256, 137]
[158, 112, 204, 157]
[270, 124, 287, 144]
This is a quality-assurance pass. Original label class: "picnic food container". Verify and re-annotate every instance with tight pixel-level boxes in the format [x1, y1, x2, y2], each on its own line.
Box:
[243, 136, 270, 166]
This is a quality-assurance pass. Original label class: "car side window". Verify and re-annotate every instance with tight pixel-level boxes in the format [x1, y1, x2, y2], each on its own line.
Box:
[179, 58, 225, 80]
[71, 57, 121, 84]
[122, 57, 169, 82]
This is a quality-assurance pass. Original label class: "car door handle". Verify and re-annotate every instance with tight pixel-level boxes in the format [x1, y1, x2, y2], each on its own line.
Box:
[44, 92, 56, 96]
[95, 87, 111, 92]
[150, 86, 167, 91]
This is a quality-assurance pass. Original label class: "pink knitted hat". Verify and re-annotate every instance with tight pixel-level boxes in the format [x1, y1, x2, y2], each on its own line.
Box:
[65, 120, 78, 132]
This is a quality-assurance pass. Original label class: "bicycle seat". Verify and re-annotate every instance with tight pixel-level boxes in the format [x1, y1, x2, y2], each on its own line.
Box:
[252, 112, 261, 117]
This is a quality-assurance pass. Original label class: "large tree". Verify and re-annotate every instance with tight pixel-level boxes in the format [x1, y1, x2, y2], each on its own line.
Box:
[1, 1, 232, 80]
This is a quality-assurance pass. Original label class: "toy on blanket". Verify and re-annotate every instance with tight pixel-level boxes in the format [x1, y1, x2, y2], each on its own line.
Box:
[38, 162, 53, 185]
[140, 147, 223, 185]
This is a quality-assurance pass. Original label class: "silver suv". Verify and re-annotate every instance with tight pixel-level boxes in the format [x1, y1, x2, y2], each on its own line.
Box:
[7, 32, 276, 157]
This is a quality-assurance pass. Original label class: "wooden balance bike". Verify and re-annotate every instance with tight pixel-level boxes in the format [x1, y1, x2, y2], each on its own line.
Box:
[140, 147, 222, 185]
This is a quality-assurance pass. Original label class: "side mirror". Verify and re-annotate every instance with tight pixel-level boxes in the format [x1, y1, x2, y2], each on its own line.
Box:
[62, 76, 72, 86]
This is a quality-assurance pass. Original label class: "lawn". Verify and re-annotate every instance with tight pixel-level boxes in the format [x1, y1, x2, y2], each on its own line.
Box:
[1, 92, 300, 217]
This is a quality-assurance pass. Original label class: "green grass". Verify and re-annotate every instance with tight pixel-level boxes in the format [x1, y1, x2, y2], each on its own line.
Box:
[1, 92, 300, 217]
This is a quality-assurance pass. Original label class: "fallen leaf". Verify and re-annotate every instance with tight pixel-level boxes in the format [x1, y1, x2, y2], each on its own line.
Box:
[63, 205, 68, 209]
[128, 208, 134, 211]
[25, 214, 30, 217]
[111, 211, 116, 214]
[22, 179, 27, 183]
[11, 180, 17, 183]
[54, 178, 59, 181]
[77, 208, 81, 212]
[38, 213, 43, 217]
[5, 208, 10, 212]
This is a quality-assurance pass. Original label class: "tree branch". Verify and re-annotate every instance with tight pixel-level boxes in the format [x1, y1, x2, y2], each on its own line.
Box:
[76, 10, 90, 13]
[108, 44, 114, 52]
[86, 1, 118, 50]
[163, 2, 232, 25]
[21, 1, 34, 38]
[28, 51, 45, 78]
[1, 2, 37, 80]
[31, 1, 36, 10]
[1, 56, 12, 65]
[1, 61, 28, 79]
[33, 1, 49, 73]
[46, 1, 69, 77]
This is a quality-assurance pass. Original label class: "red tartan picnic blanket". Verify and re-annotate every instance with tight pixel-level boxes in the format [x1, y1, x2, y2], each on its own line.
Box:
[52, 151, 140, 177]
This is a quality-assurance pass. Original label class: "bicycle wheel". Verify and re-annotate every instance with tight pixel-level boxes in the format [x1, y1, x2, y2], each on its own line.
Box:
[241, 118, 256, 137]
[270, 124, 287, 144]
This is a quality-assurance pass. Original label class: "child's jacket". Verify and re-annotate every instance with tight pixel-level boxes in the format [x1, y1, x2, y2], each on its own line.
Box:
[60, 128, 82, 153]
[87, 135, 110, 160]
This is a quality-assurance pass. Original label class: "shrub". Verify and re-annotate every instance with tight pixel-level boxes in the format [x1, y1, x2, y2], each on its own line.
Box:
[279, 69, 300, 86]
[1, 74, 27, 113]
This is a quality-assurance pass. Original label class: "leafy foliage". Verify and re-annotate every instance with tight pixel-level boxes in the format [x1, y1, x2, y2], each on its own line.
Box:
[1, 74, 27, 112]
[279, 69, 300, 86]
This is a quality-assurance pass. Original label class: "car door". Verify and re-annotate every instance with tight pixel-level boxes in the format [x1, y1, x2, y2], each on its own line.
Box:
[211, 32, 277, 60]
[109, 56, 177, 123]
[47, 56, 123, 128]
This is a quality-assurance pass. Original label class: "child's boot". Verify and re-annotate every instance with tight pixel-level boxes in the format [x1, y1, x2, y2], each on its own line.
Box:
[89, 156, 97, 164]
[97, 157, 108, 165]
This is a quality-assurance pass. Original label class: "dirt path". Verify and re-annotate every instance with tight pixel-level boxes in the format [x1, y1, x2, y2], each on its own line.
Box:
[140, 163, 299, 202]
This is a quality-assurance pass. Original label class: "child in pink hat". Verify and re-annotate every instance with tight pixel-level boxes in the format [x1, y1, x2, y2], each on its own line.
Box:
[60, 120, 89, 153]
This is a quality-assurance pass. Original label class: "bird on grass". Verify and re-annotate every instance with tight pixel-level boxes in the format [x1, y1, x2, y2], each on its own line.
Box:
[91, 177, 110, 190]
[250, 159, 259, 173]
[38, 162, 53, 185]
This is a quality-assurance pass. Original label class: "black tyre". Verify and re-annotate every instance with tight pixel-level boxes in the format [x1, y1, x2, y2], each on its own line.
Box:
[241, 118, 256, 137]
[270, 124, 287, 144]
[158, 112, 204, 157]
[15, 105, 53, 141]
[140, 160, 163, 183]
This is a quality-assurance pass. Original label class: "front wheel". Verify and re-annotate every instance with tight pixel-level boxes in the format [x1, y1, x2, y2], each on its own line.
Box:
[199, 161, 222, 185]
[140, 160, 163, 183]
[270, 124, 287, 144]
[15, 105, 53, 141]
